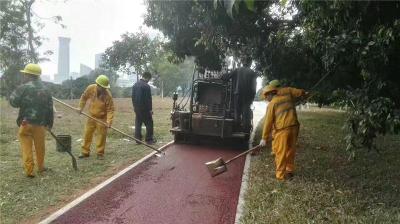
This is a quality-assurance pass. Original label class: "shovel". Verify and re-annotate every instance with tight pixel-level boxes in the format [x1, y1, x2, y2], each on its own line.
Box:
[205, 145, 261, 177]
[52, 97, 165, 157]
[47, 129, 78, 171]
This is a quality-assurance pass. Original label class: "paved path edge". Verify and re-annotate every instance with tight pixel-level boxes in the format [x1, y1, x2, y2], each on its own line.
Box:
[234, 153, 251, 224]
[234, 104, 265, 224]
[39, 141, 174, 224]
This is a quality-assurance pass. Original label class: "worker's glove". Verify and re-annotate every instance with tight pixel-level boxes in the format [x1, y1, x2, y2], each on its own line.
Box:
[259, 139, 267, 147]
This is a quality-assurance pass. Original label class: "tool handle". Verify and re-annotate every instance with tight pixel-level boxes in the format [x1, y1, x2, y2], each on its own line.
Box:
[310, 71, 333, 92]
[225, 145, 261, 164]
[65, 150, 78, 170]
[52, 97, 163, 154]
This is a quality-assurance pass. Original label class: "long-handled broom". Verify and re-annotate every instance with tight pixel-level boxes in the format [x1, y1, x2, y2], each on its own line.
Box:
[52, 97, 165, 156]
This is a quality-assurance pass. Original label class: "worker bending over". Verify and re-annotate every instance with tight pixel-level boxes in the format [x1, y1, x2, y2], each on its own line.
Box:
[259, 83, 308, 180]
[9, 64, 54, 177]
[78, 75, 114, 159]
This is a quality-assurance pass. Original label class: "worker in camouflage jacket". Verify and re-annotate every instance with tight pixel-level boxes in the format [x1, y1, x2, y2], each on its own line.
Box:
[9, 64, 54, 178]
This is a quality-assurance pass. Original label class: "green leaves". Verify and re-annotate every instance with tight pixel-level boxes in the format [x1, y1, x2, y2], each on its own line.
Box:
[344, 76, 400, 157]
[213, 0, 255, 17]
[0, 0, 50, 97]
[279, 0, 287, 8]
[245, 0, 255, 12]
[225, 0, 235, 18]
[103, 31, 162, 77]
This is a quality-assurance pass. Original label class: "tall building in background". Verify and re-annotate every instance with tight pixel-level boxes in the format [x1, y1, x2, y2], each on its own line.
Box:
[56, 37, 71, 83]
[80, 64, 93, 76]
[70, 72, 80, 80]
[95, 53, 104, 69]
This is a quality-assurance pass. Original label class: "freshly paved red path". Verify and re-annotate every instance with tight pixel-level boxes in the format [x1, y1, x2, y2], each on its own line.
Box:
[52, 143, 246, 224]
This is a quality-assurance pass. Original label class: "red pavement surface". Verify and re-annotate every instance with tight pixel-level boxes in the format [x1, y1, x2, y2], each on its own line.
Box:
[52, 143, 246, 224]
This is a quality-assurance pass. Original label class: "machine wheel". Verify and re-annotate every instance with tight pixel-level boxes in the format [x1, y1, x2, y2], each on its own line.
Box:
[174, 133, 184, 143]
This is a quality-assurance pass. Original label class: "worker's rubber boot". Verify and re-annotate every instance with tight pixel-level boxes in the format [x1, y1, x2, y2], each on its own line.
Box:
[286, 173, 294, 180]
[146, 139, 157, 145]
[38, 167, 50, 173]
[78, 153, 90, 159]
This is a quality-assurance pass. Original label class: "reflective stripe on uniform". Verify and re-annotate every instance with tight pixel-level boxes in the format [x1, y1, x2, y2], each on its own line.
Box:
[275, 106, 295, 118]
[274, 99, 292, 108]
[272, 96, 298, 131]
[276, 93, 291, 97]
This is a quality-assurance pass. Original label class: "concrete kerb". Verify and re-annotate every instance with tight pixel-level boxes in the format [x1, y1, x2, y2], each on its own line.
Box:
[39, 141, 174, 224]
[235, 102, 266, 224]
[234, 153, 252, 224]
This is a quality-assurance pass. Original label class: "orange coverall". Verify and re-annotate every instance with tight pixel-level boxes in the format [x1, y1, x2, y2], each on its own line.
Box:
[262, 87, 305, 180]
[79, 84, 114, 156]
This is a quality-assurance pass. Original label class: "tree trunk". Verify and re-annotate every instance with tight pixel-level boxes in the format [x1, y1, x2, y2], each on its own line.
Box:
[161, 80, 164, 99]
[24, 0, 38, 63]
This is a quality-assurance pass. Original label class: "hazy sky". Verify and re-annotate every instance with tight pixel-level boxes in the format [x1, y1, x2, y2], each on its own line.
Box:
[33, 0, 264, 90]
[34, 0, 154, 78]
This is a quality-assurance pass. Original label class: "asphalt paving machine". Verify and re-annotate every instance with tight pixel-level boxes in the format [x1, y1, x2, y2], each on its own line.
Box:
[171, 67, 258, 145]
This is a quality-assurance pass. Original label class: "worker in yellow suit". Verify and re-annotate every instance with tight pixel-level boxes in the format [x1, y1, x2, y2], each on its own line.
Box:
[78, 75, 114, 159]
[259, 84, 308, 180]
[263, 79, 307, 156]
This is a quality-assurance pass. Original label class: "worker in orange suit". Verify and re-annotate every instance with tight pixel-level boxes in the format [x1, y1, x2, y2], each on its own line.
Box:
[78, 75, 114, 159]
[259, 83, 308, 180]
[9, 64, 54, 178]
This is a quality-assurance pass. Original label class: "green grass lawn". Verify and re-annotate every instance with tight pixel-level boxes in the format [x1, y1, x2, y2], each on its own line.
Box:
[2, 99, 399, 223]
[0, 97, 174, 224]
[241, 111, 400, 223]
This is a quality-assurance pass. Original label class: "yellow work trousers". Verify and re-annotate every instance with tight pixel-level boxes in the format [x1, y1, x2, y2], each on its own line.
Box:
[272, 126, 299, 180]
[81, 118, 107, 156]
[18, 124, 46, 176]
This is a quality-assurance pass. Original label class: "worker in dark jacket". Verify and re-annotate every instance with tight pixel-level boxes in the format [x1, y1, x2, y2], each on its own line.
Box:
[131, 72, 156, 144]
[9, 64, 54, 177]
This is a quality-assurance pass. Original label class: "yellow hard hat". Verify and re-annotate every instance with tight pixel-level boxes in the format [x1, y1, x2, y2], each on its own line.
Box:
[269, 79, 281, 87]
[20, 63, 41, 76]
[260, 84, 278, 100]
[95, 75, 110, 89]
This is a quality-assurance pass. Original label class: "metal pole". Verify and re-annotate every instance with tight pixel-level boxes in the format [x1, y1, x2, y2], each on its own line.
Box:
[70, 76, 73, 100]
[161, 80, 164, 99]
